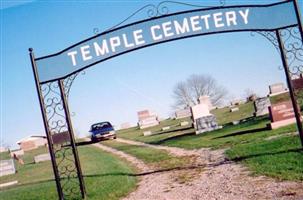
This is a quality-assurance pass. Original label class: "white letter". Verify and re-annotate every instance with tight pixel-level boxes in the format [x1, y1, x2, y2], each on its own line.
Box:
[239, 9, 249, 24]
[110, 36, 121, 52]
[133, 29, 145, 45]
[213, 12, 224, 28]
[67, 51, 78, 66]
[200, 14, 211, 29]
[162, 21, 174, 37]
[151, 25, 162, 41]
[122, 34, 134, 48]
[94, 40, 109, 56]
[174, 18, 190, 35]
[80, 45, 92, 61]
[225, 11, 237, 26]
[190, 16, 202, 31]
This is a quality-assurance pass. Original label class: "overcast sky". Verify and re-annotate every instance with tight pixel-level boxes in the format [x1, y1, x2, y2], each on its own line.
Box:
[1, 0, 300, 149]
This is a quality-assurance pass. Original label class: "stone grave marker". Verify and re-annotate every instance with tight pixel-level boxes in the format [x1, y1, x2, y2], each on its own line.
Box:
[191, 104, 210, 120]
[0, 159, 15, 177]
[137, 110, 159, 129]
[198, 95, 213, 110]
[180, 121, 189, 126]
[254, 97, 271, 116]
[191, 102, 221, 134]
[269, 83, 287, 96]
[0, 180, 18, 188]
[175, 108, 192, 119]
[292, 76, 303, 90]
[230, 107, 239, 112]
[195, 115, 221, 134]
[34, 153, 51, 163]
[143, 131, 152, 136]
[268, 100, 296, 129]
[10, 149, 24, 157]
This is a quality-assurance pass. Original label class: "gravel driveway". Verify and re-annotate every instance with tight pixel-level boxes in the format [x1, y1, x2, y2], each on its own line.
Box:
[91, 139, 303, 200]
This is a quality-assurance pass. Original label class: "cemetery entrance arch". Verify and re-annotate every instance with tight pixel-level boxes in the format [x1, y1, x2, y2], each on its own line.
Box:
[29, 0, 303, 199]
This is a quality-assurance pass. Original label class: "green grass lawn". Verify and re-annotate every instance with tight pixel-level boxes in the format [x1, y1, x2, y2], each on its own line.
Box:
[0, 151, 11, 160]
[0, 145, 137, 200]
[102, 140, 190, 169]
[117, 114, 302, 181]
[211, 101, 255, 125]
[226, 135, 303, 181]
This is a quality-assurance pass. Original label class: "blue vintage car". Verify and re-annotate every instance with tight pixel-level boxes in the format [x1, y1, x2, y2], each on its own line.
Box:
[89, 121, 116, 142]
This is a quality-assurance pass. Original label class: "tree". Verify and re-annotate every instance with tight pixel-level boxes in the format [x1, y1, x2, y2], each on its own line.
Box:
[244, 88, 257, 102]
[172, 74, 228, 108]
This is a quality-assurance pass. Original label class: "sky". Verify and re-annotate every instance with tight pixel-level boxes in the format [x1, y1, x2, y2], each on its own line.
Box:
[1, 0, 302, 149]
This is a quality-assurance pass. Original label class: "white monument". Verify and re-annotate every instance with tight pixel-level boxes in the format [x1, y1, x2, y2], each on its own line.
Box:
[137, 110, 159, 129]
[269, 83, 288, 96]
[190, 97, 220, 134]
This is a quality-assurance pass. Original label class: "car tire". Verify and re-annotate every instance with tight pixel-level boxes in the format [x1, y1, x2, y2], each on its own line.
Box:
[91, 137, 97, 143]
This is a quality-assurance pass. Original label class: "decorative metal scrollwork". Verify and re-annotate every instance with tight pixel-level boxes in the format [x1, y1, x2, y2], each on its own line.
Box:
[63, 70, 86, 99]
[41, 81, 82, 199]
[279, 26, 303, 110]
[251, 31, 280, 53]
[279, 26, 303, 79]
[94, 0, 226, 34]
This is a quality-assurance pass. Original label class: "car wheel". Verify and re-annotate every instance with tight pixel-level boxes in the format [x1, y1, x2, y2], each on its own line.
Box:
[113, 136, 117, 139]
[91, 137, 97, 143]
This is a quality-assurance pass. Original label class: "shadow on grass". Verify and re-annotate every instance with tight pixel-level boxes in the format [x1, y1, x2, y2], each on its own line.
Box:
[149, 130, 196, 145]
[0, 178, 56, 191]
[154, 126, 193, 135]
[213, 126, 270, 139]
[76, 140, 96, 146]
[5, 159, 232, 190]
[229, 148, 303, 162]
[84, 159, 231, 178]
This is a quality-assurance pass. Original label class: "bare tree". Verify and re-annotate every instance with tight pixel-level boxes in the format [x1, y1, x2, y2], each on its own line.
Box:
[244, 88, 257, 102]
[172, 74, 227, 108]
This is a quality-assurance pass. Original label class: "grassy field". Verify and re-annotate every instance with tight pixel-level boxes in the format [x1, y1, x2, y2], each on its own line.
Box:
[211, 101, 255, 125]
[226, 135, 303, 181]
[0, 145, 137, 200]
[117, 113, 303, 181]
[102, 140, 190, 170]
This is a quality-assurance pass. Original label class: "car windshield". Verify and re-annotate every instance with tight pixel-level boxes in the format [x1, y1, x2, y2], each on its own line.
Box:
[92, 122, 112, 130]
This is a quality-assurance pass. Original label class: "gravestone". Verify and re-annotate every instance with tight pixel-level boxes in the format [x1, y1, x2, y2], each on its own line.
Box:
[10, 149, 24, 157]
[232, 121, 240, 125]
[34, 153, 51, 163]
[230, 107, 239, 112]
[195, 115, 221, 134]
[191, 104, 210, 120]
[162, 126, 170, 131]
[143, 131, 152, 136]
[198, 96, 213, 110]
[0, 159, 15, 177]
[268, 100, 296, 129]
[52, 131, 70, 145]
[137, 110, 159, 129]
[175, 108, 192, 119]
[292, 76, 303, 90]
[180, 121, 189, 126]
[254, 97, 271, 116]
[0, 180, 18, 188]
[191, 102, 220, 134]
[269, 83, 287, 96]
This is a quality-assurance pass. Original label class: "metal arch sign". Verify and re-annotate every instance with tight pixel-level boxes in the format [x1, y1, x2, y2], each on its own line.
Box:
[35, 1, 297, 83]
